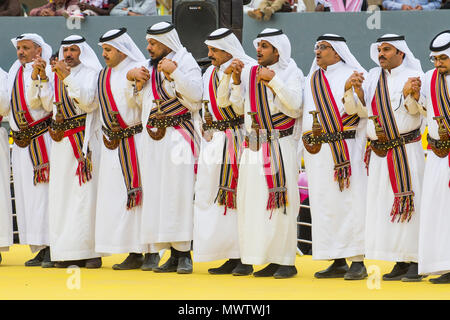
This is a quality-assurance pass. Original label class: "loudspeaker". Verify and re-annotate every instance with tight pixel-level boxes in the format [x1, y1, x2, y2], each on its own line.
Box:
[172, 0, 219, 61]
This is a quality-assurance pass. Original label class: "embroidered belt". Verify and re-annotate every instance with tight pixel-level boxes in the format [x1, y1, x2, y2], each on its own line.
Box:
[50, 114, 86, 132]
[245, 126, 294, 150]
[302, 129, 356, 146]
[369, 128, 421, 152]
[147, 112, 191, 129]
[102, 123, 143, 141]
[202, 116, 244, 132]
[11, 116, 51, 147]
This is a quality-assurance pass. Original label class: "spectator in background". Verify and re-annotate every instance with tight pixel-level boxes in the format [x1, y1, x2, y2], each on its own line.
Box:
[29, 0, 80, 16]
[0, 0, 22, 16]
[78, 0, 119, 15]
[110, 0, 156, 16]
[247, 0, 305, 20]
[315, 0, 367, 11]
[382, 0, 441, 10]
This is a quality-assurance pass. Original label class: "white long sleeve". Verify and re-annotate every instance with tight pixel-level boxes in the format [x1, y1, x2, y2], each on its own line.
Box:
[63, 66, 99, 114]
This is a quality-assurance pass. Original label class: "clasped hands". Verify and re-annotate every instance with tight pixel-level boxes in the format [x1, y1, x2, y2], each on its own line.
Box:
[127, 58, 177, 92]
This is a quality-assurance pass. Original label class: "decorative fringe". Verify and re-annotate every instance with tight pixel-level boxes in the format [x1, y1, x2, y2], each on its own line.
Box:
[266, 189, 288, 219]
[76, 157, 93, 186]
[364, 145, 372, 176]
[33, 164, 50, 185]
[126, 188, 142, 210]
[334, 161, 351, 192]
[390, 193, 414, 223]
[214, 188, 236, 215]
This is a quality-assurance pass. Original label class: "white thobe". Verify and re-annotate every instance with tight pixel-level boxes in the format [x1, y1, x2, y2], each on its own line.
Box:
[229, 61, 303, 266]
[193, 61, 241, 262]
[9, 62, 53, 253]
[48, 64, 103, 261]
[95, 57, 149, 254]
[417, 69, 450, 275]
[302, 61, 367, 261]
[132, 51, 203, 253]
[0, 68, 13, 252]
[363, 63, 425, 262]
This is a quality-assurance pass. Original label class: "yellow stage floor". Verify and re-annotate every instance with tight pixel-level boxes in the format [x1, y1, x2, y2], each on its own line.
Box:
[0, 245, 449, 300]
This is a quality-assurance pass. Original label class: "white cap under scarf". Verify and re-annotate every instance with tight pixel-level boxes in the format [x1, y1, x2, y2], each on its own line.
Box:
[98, 28, 145, 62]
[204, 28, 255, 65]
[59, 35, 102, 72]
[429, 30, 450, 58]
[308, 33, 366, 77]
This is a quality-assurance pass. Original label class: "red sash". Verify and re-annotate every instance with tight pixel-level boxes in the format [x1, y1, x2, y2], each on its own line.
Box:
[98, 67, 142, 209]
[11, 66, 50, 185]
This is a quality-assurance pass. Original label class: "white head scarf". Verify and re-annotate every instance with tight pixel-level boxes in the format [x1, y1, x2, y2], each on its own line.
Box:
[146, 21, 183, 53]
[370, 34, 423, 73]
[59, 35, 102, 71]
[308, 33, 366, 77]
[204, 28, 255, 65]
[252, 28, 291, 69]
[8, 33, 53, 98]
[429, 30, 450, 58]
[98, 28, 145, 62]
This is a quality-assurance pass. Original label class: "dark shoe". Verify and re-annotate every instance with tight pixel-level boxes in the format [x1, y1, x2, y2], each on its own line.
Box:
[429, 272, 450, 284]
[401, 263, 427, 282]
[274, 265, 298, 279]
[25, 248, 46, 267]
[85, 257, 102, 269]
[141, 253, 160, 271]
[41, 247, 55, 268]
[177, 256, 193, 274]
[232, 262, 253, 276]
[54, 260, 86, 268]
[344, 262, 368, 280]
[208, 259, 240, 275]
[314, 259, 349, 279]
[153, 256, 178, 273]
[382, 262, 410, 281]
[112, 253, 144, 270]
[254, 263, 280, 277]
[0, 253, 2, 264]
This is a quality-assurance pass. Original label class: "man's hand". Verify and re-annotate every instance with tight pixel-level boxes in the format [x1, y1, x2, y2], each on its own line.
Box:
[256, 67, 275, 85]
[32, 57, 47, 80]
[401, 4, 413, 10]
[52, 59, 71, 80]
[226, 59, 244, 85]
[413, 5, 423, 10]
[345, 71, 365, 91]
[158, 58, 177, 81]
[127, 67, 150, 92]
[127, 11, 142, 16]
[40, 8, 55, 16]
[403, 77, 421, 101]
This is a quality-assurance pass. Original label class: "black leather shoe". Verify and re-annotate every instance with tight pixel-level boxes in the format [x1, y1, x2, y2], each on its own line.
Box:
[153, 256, 178, 273]
[253, 263, 280, 277]
[25, 248, 46, 267]
[85, 257, 102, 269]
[314, 259, 349, 278]
[232, 262, 253, 276]
[208, 259, 240, 275]
[177, 256, 193, 274]
[429, 272, 450, 284]
[382, 262, 410, 281]
[344, 262, 368, 280]
[41, 247, 55, 268]
[401, 263, 427, 282]
[141, 253, 161, 271]
[54, 260, 86, 268]
[274, 265, 297, 279]
[0, 253, 2, 264]
[112, 253, 144, 270]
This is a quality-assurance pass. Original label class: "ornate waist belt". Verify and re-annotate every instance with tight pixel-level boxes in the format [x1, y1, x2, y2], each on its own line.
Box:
[50, 114, 86, 133]
[369, 128, 421, 152]
[245, 126, 294, 152]
[302, 129, 356, 146]
[202, 116, 244, 132]
[12, 116, 51, 148]
[427, 134, 450, 158]
[147, 112, 191, 129]
[102, 123, 143, 141]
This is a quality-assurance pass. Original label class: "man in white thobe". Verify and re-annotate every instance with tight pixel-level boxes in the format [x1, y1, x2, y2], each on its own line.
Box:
[0, 67, 13, 264]
[126, 21, 203, 274]
[302, 34, 368, 280]
[95, 28, 150, 270]
[7, 34, 54, 267]
[417, 30, 450, 284]
[357, 34, 425, 281]
[227, 28, 303, 278]
[47, 35, 103, 268]
[193, 28, 255, 274]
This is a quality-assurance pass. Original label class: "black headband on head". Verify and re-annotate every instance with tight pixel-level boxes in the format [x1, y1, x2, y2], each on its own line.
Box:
[256, 29, 283, 38]
[61, 37, 86, 45]
[376, 35, 405, 43]
[429, 30, 450, 52]
[146, 22, 175, 35]
[316, 35, 346, 42]
[15, 35, 24, 40]
[99, 27, 127, 42]
[207, 29, 233, 41]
